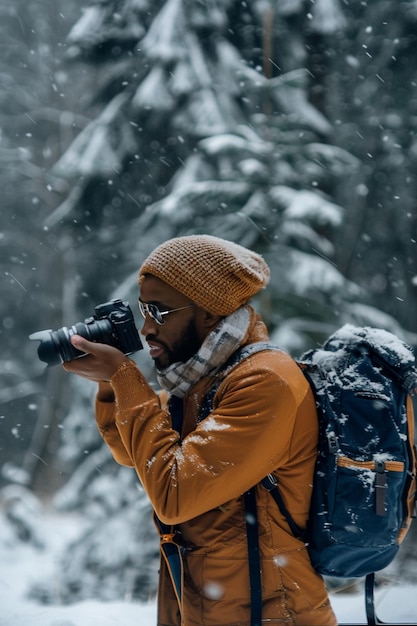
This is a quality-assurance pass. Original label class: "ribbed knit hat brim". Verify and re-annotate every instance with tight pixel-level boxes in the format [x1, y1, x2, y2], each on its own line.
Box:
[138, 235, 270, 315]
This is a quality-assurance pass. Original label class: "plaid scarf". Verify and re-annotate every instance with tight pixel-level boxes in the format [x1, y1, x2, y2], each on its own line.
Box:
[156, 305, 251, 398]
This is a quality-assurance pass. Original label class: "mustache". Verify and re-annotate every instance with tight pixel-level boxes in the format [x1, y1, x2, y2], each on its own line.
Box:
[146, 335, 167, 349]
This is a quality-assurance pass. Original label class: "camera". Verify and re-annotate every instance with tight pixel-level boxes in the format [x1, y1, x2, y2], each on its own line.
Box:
[29, 299, 143, 367]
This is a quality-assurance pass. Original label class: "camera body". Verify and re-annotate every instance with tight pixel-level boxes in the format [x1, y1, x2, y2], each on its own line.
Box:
[30, 299, 142, 367]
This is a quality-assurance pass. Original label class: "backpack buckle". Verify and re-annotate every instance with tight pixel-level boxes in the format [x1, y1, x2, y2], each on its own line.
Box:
[261, 473, 278, 491]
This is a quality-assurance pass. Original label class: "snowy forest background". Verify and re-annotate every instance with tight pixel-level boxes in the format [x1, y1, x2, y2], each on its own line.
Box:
[2, 0, 417, 608]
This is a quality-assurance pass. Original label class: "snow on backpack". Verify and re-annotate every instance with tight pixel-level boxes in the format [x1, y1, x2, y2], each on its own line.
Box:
[198, 324, 417, 626]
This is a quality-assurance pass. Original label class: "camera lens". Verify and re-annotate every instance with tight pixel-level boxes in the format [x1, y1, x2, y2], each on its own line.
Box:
[29, 318, 113, 366]
[28, 329, 71, 367]
[81, 318, 114, 347]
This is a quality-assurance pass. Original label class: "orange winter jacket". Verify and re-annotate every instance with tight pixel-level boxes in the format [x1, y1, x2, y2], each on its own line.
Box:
[95, 312, 337, 626]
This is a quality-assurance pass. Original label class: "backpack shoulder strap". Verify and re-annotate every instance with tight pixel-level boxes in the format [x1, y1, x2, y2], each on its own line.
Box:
[260, 473, 306, 540]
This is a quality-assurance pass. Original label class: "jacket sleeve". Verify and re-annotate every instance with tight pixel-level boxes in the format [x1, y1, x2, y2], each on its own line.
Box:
[105, 353, 310, 525]
[95, 381, 134, 466]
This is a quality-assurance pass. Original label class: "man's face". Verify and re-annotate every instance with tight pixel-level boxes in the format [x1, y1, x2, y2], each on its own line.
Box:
[139, 275, 207, 370]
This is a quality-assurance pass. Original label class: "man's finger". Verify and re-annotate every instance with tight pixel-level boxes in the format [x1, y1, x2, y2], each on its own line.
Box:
[70, 335, 122, 358]
[70, 334, 97, 353]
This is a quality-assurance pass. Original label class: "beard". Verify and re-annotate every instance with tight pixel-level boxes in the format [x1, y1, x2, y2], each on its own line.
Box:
[154, 318, 203, 370]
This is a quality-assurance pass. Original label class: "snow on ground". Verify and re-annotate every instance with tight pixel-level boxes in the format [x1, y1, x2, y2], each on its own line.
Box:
[0, 508, 416, 626]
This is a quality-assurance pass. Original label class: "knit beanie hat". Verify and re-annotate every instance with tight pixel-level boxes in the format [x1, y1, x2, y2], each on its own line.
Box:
[138, 235, 270, 315]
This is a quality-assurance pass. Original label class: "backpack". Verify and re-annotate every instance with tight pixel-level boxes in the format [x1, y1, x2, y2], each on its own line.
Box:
[199, 324, 417, 625]
[298, 324, 417, 580]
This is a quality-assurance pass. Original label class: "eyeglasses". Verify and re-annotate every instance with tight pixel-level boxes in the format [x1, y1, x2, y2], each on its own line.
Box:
[138, 300, 195, 325]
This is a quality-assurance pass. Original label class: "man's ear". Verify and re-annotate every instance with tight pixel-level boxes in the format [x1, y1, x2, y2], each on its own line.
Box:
[196, 308, 224, 332]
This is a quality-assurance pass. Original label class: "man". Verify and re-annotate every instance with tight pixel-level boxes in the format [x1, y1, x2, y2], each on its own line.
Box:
[64, 235, 337, 626]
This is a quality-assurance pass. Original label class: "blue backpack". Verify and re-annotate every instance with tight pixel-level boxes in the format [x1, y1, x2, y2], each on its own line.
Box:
[298, 324, 417, 581]
[199, 324, 417, 625]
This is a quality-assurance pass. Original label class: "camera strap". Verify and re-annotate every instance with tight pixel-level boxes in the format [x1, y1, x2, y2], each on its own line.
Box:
[153, 394, 185, 617]
[153, 513, 185, 617]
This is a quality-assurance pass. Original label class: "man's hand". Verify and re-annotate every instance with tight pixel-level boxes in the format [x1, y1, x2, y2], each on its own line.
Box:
[62, 335, 130, 382]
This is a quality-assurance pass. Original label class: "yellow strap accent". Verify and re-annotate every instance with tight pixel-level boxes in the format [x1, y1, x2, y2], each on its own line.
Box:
[337, 456, 404, 472]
